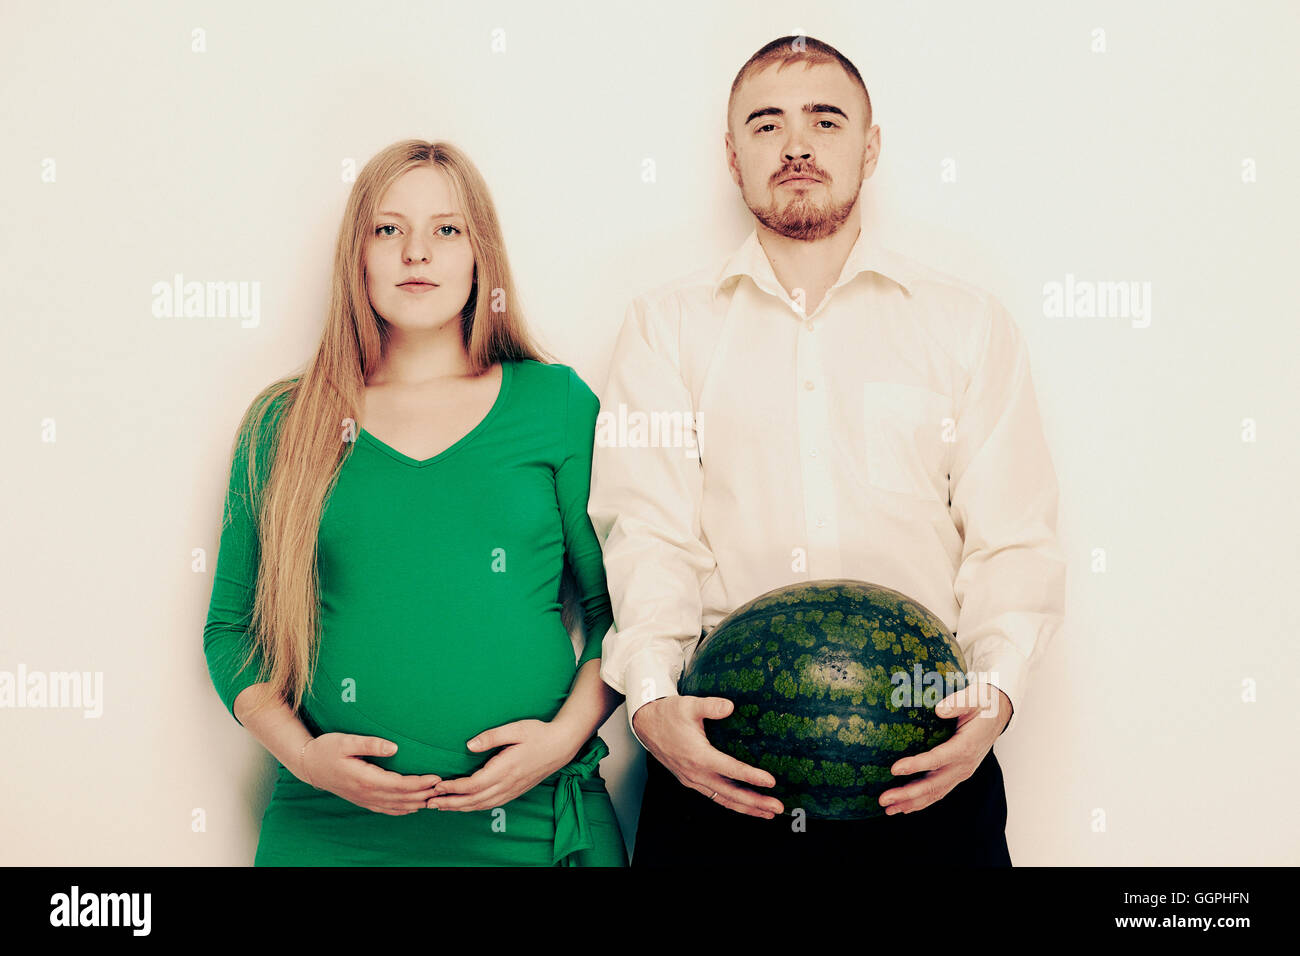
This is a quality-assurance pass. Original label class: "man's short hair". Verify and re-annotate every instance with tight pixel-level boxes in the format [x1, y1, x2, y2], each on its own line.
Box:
[729, 35, 872, 131]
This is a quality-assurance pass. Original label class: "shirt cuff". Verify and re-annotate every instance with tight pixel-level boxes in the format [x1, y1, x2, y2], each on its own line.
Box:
[609, 647, 680, 750]
[965, 639, 1031, 737]
[984, 681, 1015, 736]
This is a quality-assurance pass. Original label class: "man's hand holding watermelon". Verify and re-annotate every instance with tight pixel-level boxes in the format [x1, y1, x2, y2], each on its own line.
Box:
[635, 679, 1011, 820]
[632, 696, 786, 819]
[878, 683, 1012, 816]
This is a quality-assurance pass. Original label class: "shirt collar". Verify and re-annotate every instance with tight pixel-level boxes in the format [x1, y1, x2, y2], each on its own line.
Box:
[712, 226, 917, 302]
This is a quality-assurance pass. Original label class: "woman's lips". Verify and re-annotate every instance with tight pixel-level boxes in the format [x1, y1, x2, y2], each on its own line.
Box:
[398, 282, 437, 294]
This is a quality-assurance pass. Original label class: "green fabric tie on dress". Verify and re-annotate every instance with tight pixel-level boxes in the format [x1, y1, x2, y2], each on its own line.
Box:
[551, 734, 610, 866]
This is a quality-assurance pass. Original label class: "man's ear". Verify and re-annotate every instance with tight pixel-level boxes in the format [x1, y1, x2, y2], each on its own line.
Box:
[861, 125, 881, 181]
[724, 130, 741, 187]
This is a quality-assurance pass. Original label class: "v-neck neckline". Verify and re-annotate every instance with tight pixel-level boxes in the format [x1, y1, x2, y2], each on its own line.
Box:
[357, 361, 513, 468]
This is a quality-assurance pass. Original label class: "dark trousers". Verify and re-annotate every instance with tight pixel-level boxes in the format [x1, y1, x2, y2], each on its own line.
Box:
[631, 746, 1012, 866]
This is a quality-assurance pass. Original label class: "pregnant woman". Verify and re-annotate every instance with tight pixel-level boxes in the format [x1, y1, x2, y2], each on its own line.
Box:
[202, 139, 626, 866]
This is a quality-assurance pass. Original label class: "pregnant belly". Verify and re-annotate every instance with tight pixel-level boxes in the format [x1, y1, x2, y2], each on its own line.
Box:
[303, 616, 579, 778]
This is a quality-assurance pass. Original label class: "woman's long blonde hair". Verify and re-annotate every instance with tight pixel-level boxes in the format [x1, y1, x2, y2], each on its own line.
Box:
[227, 139, 556, 721]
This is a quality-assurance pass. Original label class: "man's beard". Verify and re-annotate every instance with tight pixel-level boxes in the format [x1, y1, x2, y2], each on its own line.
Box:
[745, 174, 858, 241]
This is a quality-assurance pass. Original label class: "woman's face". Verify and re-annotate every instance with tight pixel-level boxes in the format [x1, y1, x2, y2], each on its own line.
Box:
[364, 165, 476, 335]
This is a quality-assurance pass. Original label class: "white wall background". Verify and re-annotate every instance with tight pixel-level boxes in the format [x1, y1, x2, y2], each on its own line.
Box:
[3, 0, 1297, 865]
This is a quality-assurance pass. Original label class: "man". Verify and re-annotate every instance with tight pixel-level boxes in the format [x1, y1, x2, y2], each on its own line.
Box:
[589, 35, 1066, 865]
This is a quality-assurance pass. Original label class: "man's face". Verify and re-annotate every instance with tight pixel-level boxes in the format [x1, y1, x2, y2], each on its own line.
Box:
[726, 60, 878, 241]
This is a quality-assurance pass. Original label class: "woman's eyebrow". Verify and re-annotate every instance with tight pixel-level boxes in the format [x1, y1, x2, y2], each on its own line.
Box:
[375, 210, 464, 220]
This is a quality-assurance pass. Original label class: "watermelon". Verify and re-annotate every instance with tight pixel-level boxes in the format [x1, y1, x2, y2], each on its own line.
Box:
[678, 579, 968, 820]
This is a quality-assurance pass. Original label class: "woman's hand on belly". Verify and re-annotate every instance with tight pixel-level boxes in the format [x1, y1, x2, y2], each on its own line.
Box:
[423, 718, 586, 812]
[302, 732, 443, 815]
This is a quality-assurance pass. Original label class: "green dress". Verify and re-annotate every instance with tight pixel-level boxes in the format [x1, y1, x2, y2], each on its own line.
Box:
[203, 359, 627, 866]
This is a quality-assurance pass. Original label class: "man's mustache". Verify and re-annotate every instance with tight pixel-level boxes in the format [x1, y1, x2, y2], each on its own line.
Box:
[773, 165, 828, 185]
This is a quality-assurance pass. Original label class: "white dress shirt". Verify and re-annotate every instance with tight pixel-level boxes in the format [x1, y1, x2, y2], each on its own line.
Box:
[589, 226, 1067, 747]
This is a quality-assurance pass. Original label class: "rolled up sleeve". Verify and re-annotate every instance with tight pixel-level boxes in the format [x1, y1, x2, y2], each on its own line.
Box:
[949, 296, 1067, 736]
[588, 297, 717, 748]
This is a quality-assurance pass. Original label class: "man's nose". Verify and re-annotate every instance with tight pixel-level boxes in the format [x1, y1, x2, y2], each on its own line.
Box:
[783, 132, 813, 162]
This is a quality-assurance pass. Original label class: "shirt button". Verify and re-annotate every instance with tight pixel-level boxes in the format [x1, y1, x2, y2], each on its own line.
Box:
[805, 321, 816, 332]
[816, 518, 826, 528]
[810, 449, 818, 458]
[804, 380, 815, 391]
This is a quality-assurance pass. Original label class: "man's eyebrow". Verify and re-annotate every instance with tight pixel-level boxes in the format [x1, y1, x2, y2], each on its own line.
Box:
[744, 103, 850, 125]
[375, 210, 464, 220]
[744, 106, 784, 125]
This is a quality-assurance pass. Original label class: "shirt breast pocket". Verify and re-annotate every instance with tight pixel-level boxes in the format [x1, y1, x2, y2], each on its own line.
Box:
[860, 382, 953, 502]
